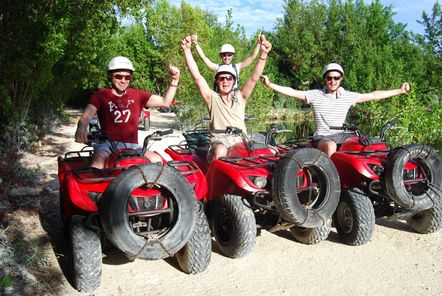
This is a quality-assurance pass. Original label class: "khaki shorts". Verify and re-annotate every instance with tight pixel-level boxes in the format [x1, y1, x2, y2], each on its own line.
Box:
[313, 133, 354, 145]
[208, 133, 243, 160]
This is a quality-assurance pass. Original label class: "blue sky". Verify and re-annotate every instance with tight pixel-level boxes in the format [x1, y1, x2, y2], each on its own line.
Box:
[169, 0, 437, 37]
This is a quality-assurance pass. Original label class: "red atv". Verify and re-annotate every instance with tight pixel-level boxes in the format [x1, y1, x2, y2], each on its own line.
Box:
[58, 130, 211, 292]
[307, 120, 442, 246]
[166, 126, 341, 258]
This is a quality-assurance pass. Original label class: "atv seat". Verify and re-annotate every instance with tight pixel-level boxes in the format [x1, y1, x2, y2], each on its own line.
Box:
[195, 145, 209, 160]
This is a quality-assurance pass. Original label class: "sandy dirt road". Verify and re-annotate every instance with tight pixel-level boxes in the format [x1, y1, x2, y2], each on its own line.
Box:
[19, 108, 442, 296]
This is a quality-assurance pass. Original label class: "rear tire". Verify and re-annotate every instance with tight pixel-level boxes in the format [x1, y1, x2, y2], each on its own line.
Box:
[209, 194, 256, 258]
[290, 219, 332, 245]
[176, 202, 211, 274]
[70, 215, 102, 292]
[406, 194, 442, 234]
[334, 188, 375, 246]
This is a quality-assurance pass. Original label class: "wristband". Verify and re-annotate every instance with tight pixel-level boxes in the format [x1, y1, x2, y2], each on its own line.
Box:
[259, 57, 267, 60]
[171, 84, 178, 87]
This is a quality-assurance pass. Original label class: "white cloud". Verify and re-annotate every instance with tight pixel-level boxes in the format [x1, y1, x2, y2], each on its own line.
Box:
[169, 0, 435, 36]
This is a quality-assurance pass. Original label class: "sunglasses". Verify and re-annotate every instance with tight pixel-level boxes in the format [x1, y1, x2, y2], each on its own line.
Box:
[220, 53, 234, 57]
[113, 74, 132, 80]
[217, 76, 234, 82]
[325, 76, 341, 81]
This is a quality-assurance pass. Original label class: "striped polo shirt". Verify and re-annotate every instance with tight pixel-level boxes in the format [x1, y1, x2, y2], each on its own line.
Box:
[305, 87, 359, 136]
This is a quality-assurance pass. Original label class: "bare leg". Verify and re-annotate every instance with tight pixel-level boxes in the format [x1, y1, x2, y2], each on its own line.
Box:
[143, 150, 163, 163]
[211, 143, 228, 161]
[90, 151, 110, 169]
[318, 139, 337, 156]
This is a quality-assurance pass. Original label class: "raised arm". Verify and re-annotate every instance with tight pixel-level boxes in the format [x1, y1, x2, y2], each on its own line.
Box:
[261, 75, 308, 101]
[146, 65, 181, 107]
[356, 83, 410, 103]
[181, 36, 213, 104]
[191, 34, 218, 72]
[238, 31, 262, 70]
[241, 35, 271, 100]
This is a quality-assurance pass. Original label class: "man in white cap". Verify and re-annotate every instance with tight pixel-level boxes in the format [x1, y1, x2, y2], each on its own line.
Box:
[190, 32, 262, 90]
[261, 62, 410, 155]
[75, 56, 180, 168]
[181, 35, 272, 161]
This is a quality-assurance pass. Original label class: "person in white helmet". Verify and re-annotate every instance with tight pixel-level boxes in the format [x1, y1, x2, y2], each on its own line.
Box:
[190, 32, 263, 90]
[75, 56, 180, 168]
[181, 35, 272, 161]
[261, 62, 410, 156]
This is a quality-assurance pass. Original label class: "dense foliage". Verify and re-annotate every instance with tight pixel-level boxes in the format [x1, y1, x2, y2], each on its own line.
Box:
[0, 0, 440, 150]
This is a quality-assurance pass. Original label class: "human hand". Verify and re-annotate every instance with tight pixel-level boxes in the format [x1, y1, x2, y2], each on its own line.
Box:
[180, 36, 192, 51]
[169, 64, 180, 80]
[75, 126, 88, 144]
[261, 75, 270, 87]
[257, 31, 262, 43]
[401, 82, 410, 93]
[260, 35, 272, 54]
[191, 34, 198, 44]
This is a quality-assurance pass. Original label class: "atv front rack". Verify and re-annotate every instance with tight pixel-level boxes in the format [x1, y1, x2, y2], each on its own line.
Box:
[218, 154, 282, 168]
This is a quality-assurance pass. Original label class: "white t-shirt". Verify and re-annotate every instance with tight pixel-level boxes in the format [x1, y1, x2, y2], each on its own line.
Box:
[305, 87, 359, 136]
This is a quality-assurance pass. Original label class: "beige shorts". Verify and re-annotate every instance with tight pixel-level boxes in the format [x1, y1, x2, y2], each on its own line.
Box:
[208, 133, 243, 160]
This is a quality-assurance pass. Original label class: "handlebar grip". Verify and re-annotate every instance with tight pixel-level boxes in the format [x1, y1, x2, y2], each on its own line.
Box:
[329, 126, 343, 130]
[158, 129, 173, 136]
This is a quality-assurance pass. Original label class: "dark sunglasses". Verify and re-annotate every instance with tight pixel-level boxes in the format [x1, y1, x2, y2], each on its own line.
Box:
[217, 76, 234, 82]
[220, 53, 234, 57]
[325, 76, 341, 81]
[113, 74, 132, 80]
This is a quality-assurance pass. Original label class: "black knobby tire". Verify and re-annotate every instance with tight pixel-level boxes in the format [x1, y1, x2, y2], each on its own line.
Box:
[70, 215, 102, 292]
[406, 192, 442, 234]
[385, 144, 442, 210]
[100, 163, 197, 260]
[290, 219, 332, 245]
[176, 202, 211, 274]
[209, 194, 256, 258]
[60, 192, 70, 237]
[272, 148, 340, 228]
[333, 188, 375, 246]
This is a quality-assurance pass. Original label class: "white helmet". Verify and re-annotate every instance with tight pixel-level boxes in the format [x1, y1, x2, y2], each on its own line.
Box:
[215, 64, 237, 80]
[322, 63, 344, 77]
[219, 44, 235, 54]
[108, 56, 135, 72]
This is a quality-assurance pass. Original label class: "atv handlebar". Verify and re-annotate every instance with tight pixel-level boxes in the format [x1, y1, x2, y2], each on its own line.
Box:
[330, 123, 359, 132]
[329, 120, 399, 145]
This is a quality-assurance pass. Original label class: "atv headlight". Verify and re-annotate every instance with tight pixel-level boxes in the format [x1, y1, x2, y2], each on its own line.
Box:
[248, 176, 267, 189]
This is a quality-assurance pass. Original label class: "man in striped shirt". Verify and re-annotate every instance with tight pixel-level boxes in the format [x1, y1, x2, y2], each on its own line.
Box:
[261, 63, 410, 156]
